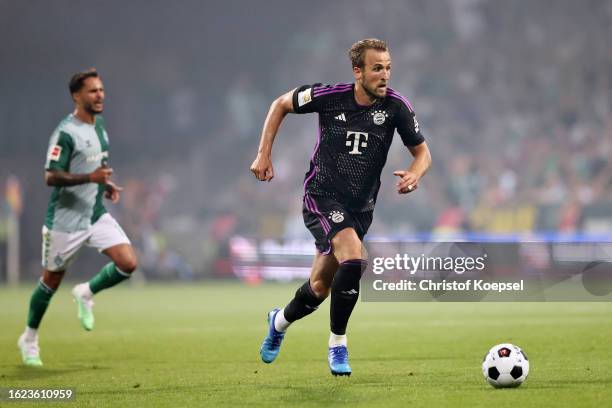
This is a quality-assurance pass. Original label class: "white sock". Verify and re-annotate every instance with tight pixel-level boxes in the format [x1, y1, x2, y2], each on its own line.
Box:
[24, 327, 38, 342]
[79, 282, 94, 298]
[273, 308, 291, 332]
[329, 332, 347, 347]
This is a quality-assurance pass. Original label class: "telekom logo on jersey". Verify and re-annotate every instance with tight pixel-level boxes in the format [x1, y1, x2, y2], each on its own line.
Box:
[346, 131, 368, 155]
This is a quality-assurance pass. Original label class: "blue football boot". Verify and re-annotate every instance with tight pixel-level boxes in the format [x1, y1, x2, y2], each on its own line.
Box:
[260, 308, 285, 363]
[328, 345, 352, 376]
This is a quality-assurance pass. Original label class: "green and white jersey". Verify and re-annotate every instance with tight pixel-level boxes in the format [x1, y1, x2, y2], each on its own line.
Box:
[44, 114, 110, 232]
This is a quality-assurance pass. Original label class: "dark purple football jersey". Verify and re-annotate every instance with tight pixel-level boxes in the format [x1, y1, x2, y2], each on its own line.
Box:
[292, 82, 425, 212]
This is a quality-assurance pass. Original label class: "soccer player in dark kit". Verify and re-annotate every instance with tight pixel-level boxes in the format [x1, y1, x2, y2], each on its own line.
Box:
[250, 38, 431, 376]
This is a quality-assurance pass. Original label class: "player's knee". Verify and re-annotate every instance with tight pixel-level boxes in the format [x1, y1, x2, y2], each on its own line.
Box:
[310, 279, 331, 299]
[42, 269, 65, 290]
[331, 228, 362, 263]
[116, 255, 138, 274]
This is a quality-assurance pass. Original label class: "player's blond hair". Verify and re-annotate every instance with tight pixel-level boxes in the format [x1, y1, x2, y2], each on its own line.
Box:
[348, 39, 389, 68]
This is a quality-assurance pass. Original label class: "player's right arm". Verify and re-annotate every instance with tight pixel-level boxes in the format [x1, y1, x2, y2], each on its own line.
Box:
[250, 89, 295, 182]
[44, 130, 113, 186]
[45, 167, 113, 187]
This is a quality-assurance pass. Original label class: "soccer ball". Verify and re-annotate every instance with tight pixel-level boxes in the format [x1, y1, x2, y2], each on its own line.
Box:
[482, 343, 530, 388]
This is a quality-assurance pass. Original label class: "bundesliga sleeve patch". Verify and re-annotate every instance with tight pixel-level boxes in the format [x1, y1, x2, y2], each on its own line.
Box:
[48, 145, 62, 161]
[297, 88, 312, 107]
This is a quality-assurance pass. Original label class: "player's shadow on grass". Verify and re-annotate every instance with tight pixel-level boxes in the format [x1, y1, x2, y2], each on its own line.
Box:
[527, 378, 612, 389]
[7, 364, 111, 380]
[358, 355, 461, 362]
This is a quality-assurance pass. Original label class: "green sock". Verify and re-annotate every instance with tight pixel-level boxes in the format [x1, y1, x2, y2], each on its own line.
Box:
[27, 280, 56, 329]
[89, 262, 130, 294]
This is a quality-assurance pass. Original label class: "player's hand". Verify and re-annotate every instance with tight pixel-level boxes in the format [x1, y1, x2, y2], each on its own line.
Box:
[104, 180, 123, 203]
[250, 153, 275, 182]
[89, 166, 113, 184]
[393, 170, 419, 194]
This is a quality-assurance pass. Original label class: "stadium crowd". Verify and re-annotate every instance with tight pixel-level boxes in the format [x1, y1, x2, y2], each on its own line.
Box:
[2, 0, 611, 278]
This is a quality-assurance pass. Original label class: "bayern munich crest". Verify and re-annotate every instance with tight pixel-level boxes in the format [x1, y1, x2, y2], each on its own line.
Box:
[329, 210, 345, 223]
[371, 110, 388, 125]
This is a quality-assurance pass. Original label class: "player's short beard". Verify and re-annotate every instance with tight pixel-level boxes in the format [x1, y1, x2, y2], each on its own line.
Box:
[85, 103, 103, 115]
[361, 79, 383, 101]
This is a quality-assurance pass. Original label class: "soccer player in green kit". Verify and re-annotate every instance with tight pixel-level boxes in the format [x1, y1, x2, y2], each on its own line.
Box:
[17, 69, 138, 366]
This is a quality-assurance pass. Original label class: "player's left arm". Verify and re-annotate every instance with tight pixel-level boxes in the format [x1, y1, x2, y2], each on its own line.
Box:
[104, 180, 123, 203]
[393, 101, 431, 194]
[393, 141, 431, 194]
[99, 160, 123, 204]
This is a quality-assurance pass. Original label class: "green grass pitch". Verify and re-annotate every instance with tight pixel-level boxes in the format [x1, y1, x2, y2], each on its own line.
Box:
[1, 282, 611, 407]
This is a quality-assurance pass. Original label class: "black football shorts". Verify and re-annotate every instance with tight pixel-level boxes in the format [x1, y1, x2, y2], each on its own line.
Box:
[302, 193, 373, 254]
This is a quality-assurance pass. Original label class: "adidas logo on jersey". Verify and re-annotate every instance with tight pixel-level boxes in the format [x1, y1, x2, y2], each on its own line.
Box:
[334, 113, 346, 122]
